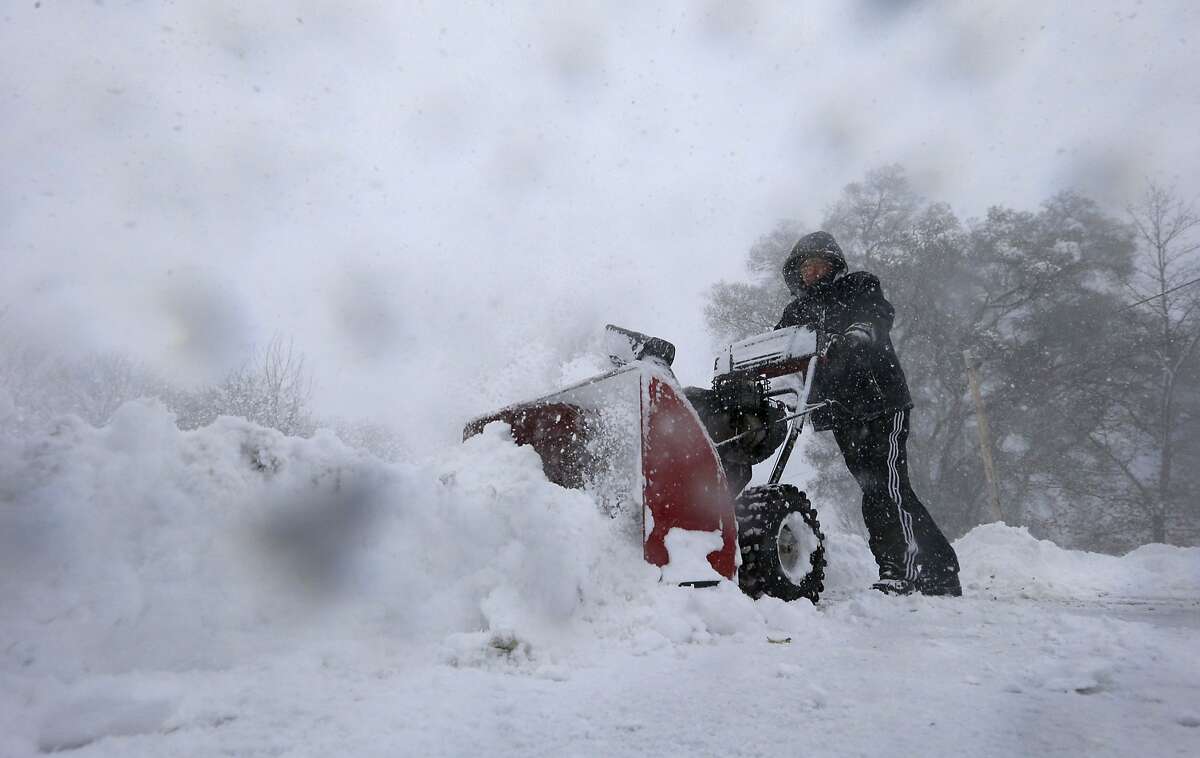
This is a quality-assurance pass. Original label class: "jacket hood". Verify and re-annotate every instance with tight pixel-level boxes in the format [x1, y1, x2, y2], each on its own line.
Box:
[782, 231, 847, 294]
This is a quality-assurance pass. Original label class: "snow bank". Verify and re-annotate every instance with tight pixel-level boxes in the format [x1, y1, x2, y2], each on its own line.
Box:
[957, 523, 1200, 599]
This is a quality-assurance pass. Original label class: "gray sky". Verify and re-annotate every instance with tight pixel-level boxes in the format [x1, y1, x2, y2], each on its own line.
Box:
[3, 1, 1197, 441]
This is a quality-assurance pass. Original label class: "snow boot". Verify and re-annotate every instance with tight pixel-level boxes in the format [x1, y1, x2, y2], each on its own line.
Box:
[871, 578, 916, 596]
[872, 575, 962, 597]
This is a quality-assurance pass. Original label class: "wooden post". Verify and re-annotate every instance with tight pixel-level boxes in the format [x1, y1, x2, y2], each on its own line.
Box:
[964, 350, 1004, 523]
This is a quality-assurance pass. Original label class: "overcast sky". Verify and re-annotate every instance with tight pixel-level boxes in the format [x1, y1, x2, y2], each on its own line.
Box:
[2, 1, 1197, 441]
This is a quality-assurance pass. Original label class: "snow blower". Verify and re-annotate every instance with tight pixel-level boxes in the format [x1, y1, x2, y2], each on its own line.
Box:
[463, 324, 829, 602]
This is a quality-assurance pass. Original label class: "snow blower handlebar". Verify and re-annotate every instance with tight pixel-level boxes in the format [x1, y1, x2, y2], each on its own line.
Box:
[707, 325, 828, 484]
[766, 341, 820, 484]
[711, 325, 820, 381]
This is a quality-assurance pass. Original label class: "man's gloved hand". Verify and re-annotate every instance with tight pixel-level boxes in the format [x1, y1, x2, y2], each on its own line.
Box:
[825, 325, 872, 359]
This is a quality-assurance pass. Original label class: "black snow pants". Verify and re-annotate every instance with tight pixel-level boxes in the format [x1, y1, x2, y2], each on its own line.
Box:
[832, 409, 960, 587]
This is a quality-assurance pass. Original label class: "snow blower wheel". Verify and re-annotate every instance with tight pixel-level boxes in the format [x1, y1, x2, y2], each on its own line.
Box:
[736, 484, 825, 603]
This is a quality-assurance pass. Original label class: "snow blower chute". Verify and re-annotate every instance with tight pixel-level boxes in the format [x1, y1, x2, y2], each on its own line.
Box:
[464, 324, 828, 602]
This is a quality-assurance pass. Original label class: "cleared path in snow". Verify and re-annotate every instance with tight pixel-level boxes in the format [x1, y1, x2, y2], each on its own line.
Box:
[24, 593, 1200, 758]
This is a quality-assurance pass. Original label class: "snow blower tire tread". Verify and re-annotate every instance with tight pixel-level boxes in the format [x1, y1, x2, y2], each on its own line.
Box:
[736, 484, 825, 604]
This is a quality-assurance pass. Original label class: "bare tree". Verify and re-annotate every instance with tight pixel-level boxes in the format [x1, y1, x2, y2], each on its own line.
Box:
[257, 335, 314, 436]
[170, 334, 315, 436]
[704, 220, 800, 342]
[63, 353, 162, 426]
[1096, 183, 1200, 543]
[219, 335, 315, 436]
[0, 339, 163, 429]
[0, 340, 54, 427]
[822, 164, 920, 261]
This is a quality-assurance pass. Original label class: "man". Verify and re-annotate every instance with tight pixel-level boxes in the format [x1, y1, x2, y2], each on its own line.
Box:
[777, 231, 961, 596]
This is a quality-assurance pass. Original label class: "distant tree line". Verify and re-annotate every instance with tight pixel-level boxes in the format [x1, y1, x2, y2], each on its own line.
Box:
[0, 333, 406, 462]
[706, 166, 1200, 552]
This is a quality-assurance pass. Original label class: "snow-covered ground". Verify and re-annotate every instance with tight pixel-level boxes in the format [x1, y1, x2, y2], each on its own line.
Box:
[2, 400, 1197, 757]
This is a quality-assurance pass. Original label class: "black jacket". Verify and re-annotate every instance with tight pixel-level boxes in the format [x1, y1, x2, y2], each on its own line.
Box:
[775, 271, 912, 431]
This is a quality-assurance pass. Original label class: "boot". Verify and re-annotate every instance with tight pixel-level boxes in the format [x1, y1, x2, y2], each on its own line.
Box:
[871, 578, 916, 596]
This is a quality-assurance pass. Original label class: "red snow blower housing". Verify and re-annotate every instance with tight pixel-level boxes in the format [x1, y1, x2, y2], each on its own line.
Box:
[463, 325, 829, 602]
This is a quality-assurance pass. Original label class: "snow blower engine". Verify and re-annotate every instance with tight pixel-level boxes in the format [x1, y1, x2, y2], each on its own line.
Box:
[463, 324, 830, 602]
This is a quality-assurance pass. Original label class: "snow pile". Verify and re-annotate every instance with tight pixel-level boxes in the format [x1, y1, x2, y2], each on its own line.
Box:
[957, 523, 1200, 599]
[0, 402, 819, 686]
[0, 401, 621, 678]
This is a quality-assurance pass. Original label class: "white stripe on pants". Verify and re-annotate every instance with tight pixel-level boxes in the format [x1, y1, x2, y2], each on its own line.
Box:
[887, 410, 919, 580]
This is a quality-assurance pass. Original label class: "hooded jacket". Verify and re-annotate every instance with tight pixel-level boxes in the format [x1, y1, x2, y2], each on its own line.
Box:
[775, 271, 912, 431]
